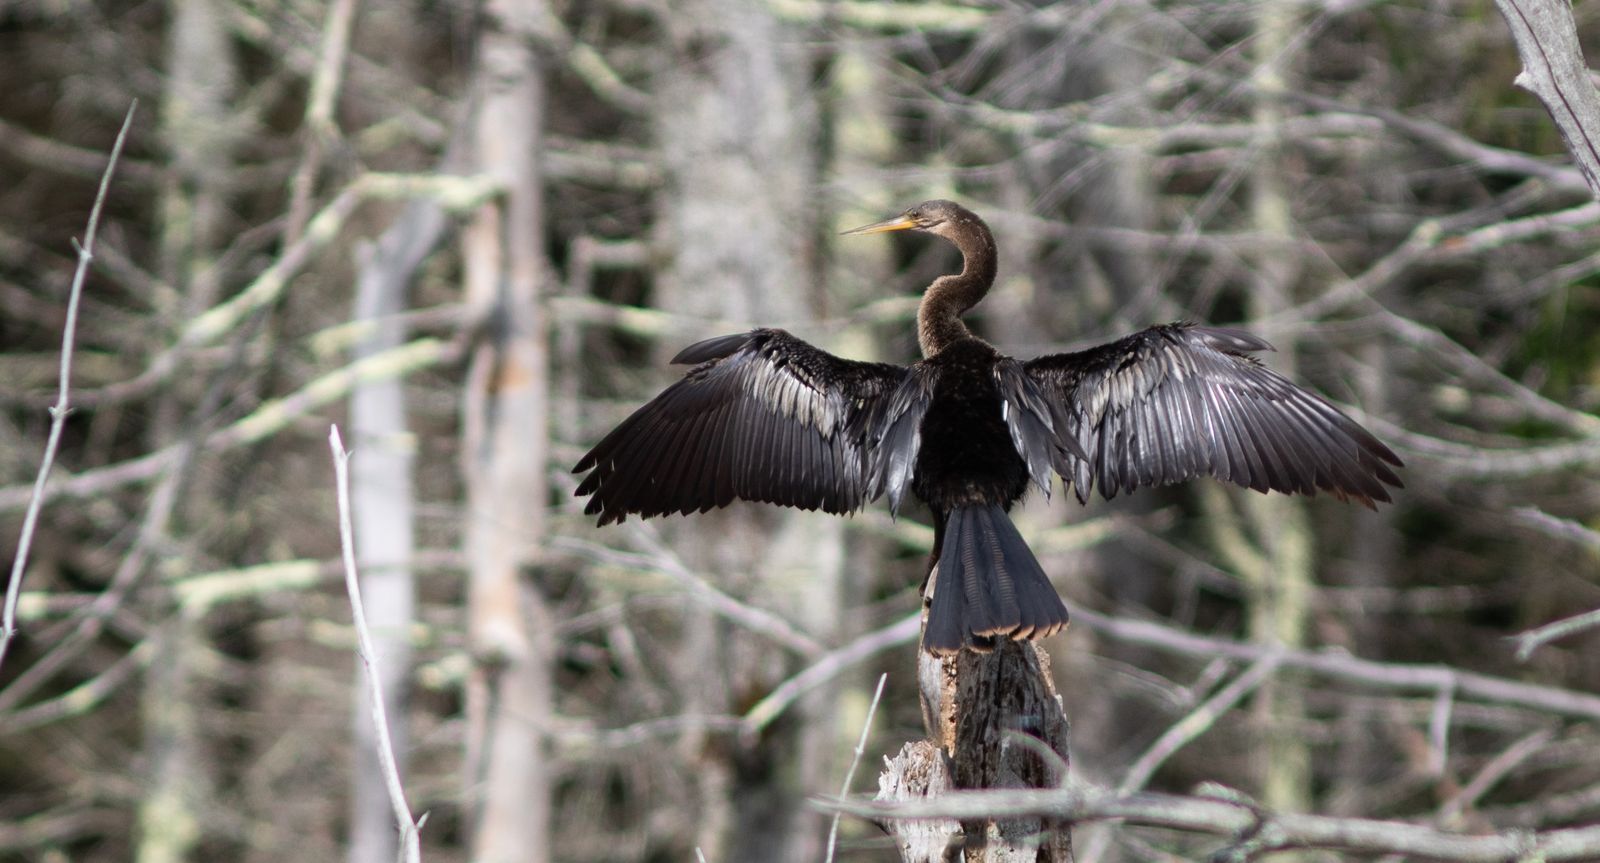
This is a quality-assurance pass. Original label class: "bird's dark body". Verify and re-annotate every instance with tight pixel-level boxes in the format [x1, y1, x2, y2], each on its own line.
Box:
[574, 200, 1403, 654]
[912, 339, 1031, 512]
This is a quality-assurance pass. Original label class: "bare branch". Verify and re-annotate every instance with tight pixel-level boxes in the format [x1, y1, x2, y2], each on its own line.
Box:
[1078, 654, 1284, 861]
[329, 425, 422, 863]
[1498, 518, 1600, 668]
[1513, 506, 1600, 553]
[1118, 654, 1284, 795]
[0, 114, 159, 185]
[741, 614, 918, 733]
[1289, 89, 1589, 193]
[1437, 728, 1555, 826]
[547, 713, 748, 752]
[1070, 604, 1600, 722]
[552, 533, 827, 658]
[824, 780, 1600, 861]
[0, 336, 459, 513]
[824, 673, 886, 863]
[531, 13, 649, 113]
[181, 172, 500, 348]
[1, 101, 136, 674]
[0, 426, 190, 715]
[768, 0, 990, 32]
[1493, 0, 1600, 198]
[1513, 607, 1600, 662]
[4, 638, 153, 733]
[284, 0, 359, 243]
[0, 808, 123, 855]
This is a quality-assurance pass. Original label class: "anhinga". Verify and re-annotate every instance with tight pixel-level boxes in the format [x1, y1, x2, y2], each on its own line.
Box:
[574, 200, 1403, 654]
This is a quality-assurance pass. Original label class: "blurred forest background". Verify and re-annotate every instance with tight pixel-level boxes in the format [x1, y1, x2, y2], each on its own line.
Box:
[5, 0, 1600, 860]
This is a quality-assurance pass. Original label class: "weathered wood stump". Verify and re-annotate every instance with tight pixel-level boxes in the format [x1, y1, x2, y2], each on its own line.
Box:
[875, 580, 1074, 862]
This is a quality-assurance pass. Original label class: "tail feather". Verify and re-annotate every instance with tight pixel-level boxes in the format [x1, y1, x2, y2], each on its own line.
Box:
[956, 509, 994, 633]
[925, 546, 967, 655]
[923, 504, 1070, 654]
[975, 507, 1019, 632]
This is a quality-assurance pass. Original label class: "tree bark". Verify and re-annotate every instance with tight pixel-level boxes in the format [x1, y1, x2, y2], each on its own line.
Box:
[883, 630, 1073, 862]
[1241, 0, 1314, 834]
[460, 2, 554, 861]
[137, 1, 237, 858]
[1492, 0, 1600, 200]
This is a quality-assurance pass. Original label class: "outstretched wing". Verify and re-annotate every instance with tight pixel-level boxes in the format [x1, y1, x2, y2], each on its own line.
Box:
[574, 329, 927, 525]
[1023, 323, 1403, 506]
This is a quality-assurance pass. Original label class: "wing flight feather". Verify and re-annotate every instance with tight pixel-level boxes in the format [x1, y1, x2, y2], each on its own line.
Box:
[1023, 323, 1403, 506]
[575, 329, 926, 524]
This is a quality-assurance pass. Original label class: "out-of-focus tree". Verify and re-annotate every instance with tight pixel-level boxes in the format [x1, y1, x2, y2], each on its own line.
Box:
[7, 2, 1600, 862]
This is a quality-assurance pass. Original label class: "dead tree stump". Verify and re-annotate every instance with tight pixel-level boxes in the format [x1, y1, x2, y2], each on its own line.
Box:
[875, 586, 1074, 862]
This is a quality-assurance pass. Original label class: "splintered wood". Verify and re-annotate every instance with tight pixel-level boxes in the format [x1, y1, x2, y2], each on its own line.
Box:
[877, 608, 1074, 862]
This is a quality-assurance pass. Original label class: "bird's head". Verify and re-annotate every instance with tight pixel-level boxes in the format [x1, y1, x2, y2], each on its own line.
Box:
[842, 199, 978, 243]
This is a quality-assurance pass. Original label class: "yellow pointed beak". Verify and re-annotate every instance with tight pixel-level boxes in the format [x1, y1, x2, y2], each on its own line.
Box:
[841, 213, 919, 236]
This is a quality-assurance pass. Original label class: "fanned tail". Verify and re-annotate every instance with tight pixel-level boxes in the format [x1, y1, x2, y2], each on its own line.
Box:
[923, 504, 1070, 655]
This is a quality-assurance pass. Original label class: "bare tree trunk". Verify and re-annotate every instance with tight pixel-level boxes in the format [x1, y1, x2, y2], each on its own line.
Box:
[346, 199, 446, 863]
[460, 2, 553, 861]
[137, 616, 205, 863]
[1243, 0, 1314, 836]
[652, 3, 842, 858]
[137, 1, 236, 859]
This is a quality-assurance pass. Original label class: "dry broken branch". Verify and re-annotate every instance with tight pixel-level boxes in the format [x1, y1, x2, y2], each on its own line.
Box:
[1492, 0, 1600, 198]
[827, 780, 1600, 861]
[330, 425, 423, 863]
[1, 102, 136, 673]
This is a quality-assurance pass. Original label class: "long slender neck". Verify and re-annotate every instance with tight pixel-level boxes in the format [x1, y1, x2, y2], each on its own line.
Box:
[917, 221, 998, 357]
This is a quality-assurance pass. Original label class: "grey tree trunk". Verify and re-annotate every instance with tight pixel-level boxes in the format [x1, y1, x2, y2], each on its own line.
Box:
[460, 2, 554, 861]
[137, 1, 236, 859]
[345, 199, 444, 863]
[1241, 0, 1314, 833]
[653, 3, 843, 859]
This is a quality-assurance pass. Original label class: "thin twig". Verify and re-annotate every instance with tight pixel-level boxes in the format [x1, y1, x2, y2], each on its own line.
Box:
[284, 0, 358, 243]
[552, 532, 826, 658]
[1069, 603, 1600, 721]
[824, 673, 887, 863]
[1513, 506, 1600, 553]
[1119, 653, 1284, 795]
[1513, 608, 1600, 662]
[330, 425, 422, 863]
[1438, 728, 1555, 825]
[0, 336, 459, 514]
[742, 614, 918, 733]
[1078, 654, 1284, 862]
[4, 636, 154, 733]
[0, 101, 137, 674]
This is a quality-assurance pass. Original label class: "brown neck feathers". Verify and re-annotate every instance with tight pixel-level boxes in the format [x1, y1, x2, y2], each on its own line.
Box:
[917, 214, 998, 357]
